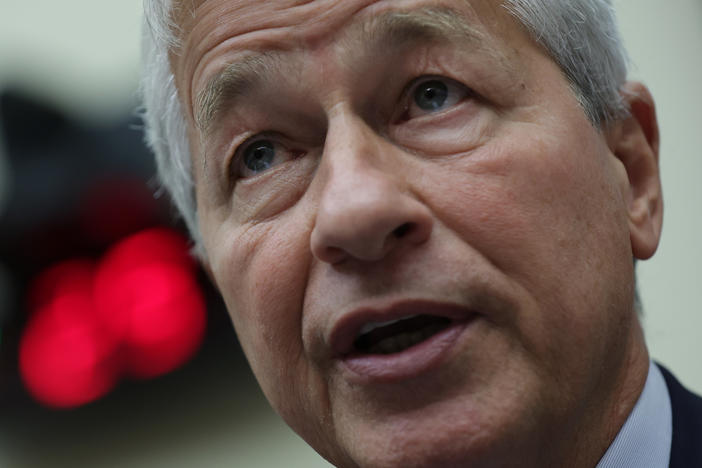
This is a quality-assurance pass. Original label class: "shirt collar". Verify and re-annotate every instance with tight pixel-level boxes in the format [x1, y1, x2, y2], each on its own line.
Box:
[596, 361, 672, 468]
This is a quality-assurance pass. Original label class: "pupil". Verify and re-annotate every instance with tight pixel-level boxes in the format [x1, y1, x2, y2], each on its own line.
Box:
[414, 80, 448, 111]
[245, 141, 275, 172]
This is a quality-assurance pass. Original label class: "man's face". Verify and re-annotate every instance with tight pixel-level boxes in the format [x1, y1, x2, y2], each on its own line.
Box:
[174, 0, 659, 465]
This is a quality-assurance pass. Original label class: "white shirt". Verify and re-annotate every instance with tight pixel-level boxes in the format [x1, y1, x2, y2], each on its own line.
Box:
[596, 361, 672, 467]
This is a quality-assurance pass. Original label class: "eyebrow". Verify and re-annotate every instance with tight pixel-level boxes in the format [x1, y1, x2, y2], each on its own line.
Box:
[194, 6, 487, 134]
[195, 52, 280, 133]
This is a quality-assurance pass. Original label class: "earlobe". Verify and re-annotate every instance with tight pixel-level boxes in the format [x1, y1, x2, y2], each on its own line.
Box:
[607, 81, 663, 260]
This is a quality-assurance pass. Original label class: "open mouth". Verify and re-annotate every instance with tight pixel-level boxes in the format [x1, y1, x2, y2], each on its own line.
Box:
[352, 314, 452, 355]
[330, 301, 474, 380]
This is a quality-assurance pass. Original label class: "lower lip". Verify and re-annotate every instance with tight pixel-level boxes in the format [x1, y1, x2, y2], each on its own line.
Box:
[338, 320, 472, 383]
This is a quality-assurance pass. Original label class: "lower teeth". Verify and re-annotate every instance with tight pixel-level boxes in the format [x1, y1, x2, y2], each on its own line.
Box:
[366, 322, 448, 355]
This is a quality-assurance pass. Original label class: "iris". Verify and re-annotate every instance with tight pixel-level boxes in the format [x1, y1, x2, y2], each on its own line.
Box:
[243, 140, 276, 173]
[414, 79, 449, 111]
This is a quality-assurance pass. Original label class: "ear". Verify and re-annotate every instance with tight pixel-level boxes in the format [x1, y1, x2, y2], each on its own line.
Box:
[606, 81, 663, 260]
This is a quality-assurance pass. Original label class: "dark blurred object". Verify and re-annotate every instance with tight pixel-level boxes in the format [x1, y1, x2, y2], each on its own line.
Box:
[19, 228, 207, 408]
[0, 87, 271, 468]
[0, 90, 161, 262]
[0, 90, 171, 397]
[0, 89, 236, 409]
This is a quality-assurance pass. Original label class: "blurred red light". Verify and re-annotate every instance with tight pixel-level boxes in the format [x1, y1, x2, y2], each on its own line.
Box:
[19, 290, 119, 408]
[97, 227, 195, 273]
[19, 228, 207, 408]
[109, 264, 205, 378]
[94, 229, 205, 378]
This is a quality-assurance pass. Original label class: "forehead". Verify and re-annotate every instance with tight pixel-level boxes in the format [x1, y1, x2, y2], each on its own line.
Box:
[171, 0, 525, 118]
[173, 0, 515, 47]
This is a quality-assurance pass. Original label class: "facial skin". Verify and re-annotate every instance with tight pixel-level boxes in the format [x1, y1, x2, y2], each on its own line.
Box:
[172, 0, 663, 466]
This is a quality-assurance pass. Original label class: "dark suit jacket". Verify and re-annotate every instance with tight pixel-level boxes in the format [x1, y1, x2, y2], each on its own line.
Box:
[658, 364, 702, 467]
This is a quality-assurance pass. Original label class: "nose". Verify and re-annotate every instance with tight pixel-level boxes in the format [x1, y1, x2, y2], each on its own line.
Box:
[310, 115, 433, 264]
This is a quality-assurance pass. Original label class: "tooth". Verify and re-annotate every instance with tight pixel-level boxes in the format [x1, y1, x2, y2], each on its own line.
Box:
[394, 335, 406, 350]
[382, 337, 396, 354]
[369, 331, 421, 355]
[403, 333, 418, 350]
[377, 341, 389, 354]
[358, 315, 420, 336]
[373, 335, 395, 354]
[357, 317, 453, 355]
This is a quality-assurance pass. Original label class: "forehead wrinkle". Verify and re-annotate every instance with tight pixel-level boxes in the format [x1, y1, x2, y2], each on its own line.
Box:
[356, 6, 486, 46]
[195, 4, 507, 136]
[336, 4, 505, 73]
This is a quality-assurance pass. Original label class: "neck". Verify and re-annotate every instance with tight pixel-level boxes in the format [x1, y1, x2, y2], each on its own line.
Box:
[563, 318, 650, 468]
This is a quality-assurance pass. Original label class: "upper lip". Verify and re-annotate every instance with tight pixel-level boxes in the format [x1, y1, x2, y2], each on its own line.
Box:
[328, 299, 475, 357]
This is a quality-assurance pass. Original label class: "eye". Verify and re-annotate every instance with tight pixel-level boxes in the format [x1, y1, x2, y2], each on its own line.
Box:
[401, 76, 470, 120]
[233, 136, 301, 179]
[414, 79, 449, 110]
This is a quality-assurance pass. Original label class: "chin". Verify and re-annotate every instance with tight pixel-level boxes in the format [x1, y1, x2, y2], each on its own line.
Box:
[337, 423, 508, 468]
[321, 382, 542, 468]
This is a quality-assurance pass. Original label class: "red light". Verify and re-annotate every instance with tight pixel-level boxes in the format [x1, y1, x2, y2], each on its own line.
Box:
[19, 277, 119, 408]
[96, 227, 195, 273]
[94, 229, 205, 378]
[109, 264, 205, 378]
[19, 228, 207, 408]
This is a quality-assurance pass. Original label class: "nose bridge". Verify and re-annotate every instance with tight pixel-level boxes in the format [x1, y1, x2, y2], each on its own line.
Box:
[310, 109, 433, 264]
[322, 110, 391, 198]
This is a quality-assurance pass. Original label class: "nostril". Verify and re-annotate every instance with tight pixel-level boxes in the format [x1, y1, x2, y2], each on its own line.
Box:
[392, 222, 413, 238]
[323, 246, 347, 264]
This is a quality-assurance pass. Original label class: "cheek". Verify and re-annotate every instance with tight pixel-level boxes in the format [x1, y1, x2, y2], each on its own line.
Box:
[418, 122, 635, 402]
[208, 215, 313, 402]
[422, 123, 631, 332]
[212, 214, 340, 450]
[434, 123, 625, 266]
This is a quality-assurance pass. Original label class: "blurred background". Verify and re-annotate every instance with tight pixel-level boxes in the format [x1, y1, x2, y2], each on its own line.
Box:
[0, 1, 699, 466]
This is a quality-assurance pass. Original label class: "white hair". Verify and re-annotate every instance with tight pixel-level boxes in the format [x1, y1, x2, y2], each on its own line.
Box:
[139, 0, 630, 254]
[505, 0, 629, 124]
[140, 0, 203, 251]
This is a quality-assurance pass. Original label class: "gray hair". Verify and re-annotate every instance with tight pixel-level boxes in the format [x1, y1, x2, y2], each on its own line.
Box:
[140, 0, 203, 250]
[139, 0, 629, 255]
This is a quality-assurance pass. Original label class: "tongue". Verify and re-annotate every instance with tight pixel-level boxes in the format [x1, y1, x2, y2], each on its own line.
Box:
[353, 315, 451, 354]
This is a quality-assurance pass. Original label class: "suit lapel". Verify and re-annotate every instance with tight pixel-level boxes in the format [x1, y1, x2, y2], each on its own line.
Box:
[658, 364, 702, 468]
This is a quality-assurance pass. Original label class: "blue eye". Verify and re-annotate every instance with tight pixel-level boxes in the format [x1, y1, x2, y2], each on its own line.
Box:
[233, 136, 302, 179]
[243, 140, 276, 173]
[413, 79, 449, 111]
[402, 76, 470, 120]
